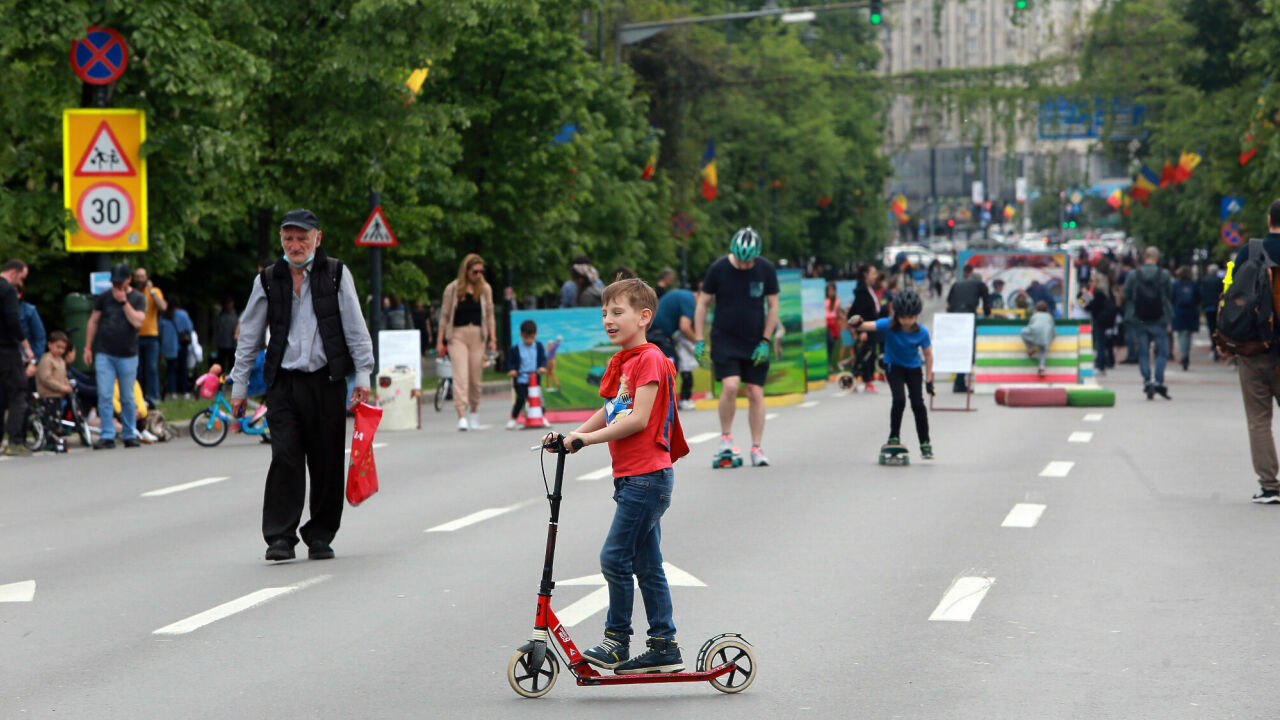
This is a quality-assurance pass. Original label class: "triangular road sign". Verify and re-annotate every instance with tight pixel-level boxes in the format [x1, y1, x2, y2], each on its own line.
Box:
[355, 206, 398, 247]
[74, 121, 135, 177]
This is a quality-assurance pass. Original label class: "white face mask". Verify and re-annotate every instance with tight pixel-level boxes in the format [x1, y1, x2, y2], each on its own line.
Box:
[283, 251, 314, 268]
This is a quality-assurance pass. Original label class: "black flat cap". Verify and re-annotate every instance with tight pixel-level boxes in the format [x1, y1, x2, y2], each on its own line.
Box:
[280, 209, 320, 231]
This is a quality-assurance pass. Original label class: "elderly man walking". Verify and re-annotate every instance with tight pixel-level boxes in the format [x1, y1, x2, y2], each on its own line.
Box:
[232, 209, 374, 562]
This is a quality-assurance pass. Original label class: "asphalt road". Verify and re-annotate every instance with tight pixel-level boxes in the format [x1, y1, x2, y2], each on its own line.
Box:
[2, 302, 1275, 719]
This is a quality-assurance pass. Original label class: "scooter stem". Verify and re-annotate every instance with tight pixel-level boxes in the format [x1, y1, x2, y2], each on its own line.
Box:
[538, 449, 567, 599]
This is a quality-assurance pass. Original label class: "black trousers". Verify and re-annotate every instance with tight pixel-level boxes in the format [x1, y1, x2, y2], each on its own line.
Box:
[680, 371, 692, 401]
[510, 378, 529, 419]
[263, 369, 347, 548]
[887, 364, 929, 443]
[0, 349, 27, 444]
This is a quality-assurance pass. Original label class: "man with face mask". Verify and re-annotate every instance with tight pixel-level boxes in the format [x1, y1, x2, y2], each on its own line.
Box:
[231, 209, 374, 562]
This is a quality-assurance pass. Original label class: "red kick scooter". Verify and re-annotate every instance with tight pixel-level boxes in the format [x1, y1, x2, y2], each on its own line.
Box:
[506, 434, 757, 699]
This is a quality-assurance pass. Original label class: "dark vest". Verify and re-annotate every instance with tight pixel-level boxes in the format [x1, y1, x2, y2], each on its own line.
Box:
[260, 245, 354, 387]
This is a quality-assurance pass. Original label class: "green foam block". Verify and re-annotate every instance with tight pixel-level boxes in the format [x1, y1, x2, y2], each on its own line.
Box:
[1066, 388, 1115, 406]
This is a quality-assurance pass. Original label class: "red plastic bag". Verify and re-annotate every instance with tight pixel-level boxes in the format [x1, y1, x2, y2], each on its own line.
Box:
[346, 402, 383, 506]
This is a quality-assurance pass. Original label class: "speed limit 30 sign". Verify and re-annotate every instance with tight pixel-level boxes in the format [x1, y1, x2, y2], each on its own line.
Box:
[62, 109, 147, 252]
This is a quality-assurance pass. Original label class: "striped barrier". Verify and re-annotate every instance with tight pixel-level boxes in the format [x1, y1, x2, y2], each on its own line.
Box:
[973, 320, 1097, 394]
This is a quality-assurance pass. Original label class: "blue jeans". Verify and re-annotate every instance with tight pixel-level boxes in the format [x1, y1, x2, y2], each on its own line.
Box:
[1134, 323, 1168, 387]
[138, 336, 160, 402]
[600, 468, 676, 640]
[95, 353, 138, 440]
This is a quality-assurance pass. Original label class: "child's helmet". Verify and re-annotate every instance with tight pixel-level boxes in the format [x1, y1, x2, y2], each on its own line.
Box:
[892, 288, 923, 316]
[729, 227, 762, 262]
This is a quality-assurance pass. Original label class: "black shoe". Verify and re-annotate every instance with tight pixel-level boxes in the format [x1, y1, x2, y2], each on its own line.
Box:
[582, 631, 630, 669]
[614, 637, 684, 675]
[1156, 385, 1171, 399]
[1252, 489, 1280, 504]
[265, 538, 295, 561]
[1144, 386, 1155, 401]
[307, 543, 335, 560]
[93, 439, 116, 450]
[123, 438, 140, 448]
[1181, 358, 1190, 371]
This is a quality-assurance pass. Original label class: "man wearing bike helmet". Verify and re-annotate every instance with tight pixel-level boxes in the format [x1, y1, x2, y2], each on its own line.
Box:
[693, 227, 779, 467]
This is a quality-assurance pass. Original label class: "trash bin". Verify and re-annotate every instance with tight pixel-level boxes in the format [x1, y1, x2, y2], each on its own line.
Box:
[63, 293, 94, 373]
[376, 364, 418, 431]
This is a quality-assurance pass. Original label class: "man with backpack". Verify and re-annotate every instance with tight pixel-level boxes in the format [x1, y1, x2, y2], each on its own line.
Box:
[1123, 246, 1173, 400]
[1219, 200, 1280, 503]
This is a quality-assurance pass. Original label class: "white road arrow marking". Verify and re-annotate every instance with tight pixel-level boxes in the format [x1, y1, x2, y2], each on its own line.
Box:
[0, 580, 36, 602]
[141, 476, 229, 497]
[929, 576, 995, 622]
[555, 563, 705, 627]
[153, 575, 330, 635]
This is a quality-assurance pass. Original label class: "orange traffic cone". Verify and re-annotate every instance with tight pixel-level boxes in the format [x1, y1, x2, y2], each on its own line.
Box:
[524, 371, 550, 428]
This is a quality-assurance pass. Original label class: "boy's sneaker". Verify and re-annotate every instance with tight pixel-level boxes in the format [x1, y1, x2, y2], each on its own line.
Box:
[718, 434, 734, 453]
[1252, 488, 1280, 504]
[506, 418, 519, 430]
[678, 399, 696, 411]
[614, 637, 684, 675]
[582, 631, 629, 669]
[750, 446, 769, 467]
[920, 443, 934, 460]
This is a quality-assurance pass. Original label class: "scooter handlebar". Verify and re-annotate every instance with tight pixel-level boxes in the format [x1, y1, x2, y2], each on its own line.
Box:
[530, 433, 584, 454]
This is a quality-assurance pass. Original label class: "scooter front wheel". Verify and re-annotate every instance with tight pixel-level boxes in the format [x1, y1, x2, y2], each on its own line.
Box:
[700, 638, 757, 694]
[507, 646, 558, 698]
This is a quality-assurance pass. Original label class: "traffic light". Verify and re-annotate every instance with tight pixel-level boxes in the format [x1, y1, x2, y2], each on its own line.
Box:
[869, 0, 883, 25]
[1015, 0, 1028, 8]
[946, 218, 955, 237]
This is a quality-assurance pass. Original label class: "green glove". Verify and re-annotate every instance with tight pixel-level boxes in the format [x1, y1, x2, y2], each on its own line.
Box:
[694, 340, 707, 359]
[751, 339, 770, 366]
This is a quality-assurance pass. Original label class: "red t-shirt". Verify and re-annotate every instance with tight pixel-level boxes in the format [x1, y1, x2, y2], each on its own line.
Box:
[605, 347, 675, 478]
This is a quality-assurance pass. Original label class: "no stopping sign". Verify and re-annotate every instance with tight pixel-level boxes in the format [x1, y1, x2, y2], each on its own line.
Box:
[77, 182, 135, 240]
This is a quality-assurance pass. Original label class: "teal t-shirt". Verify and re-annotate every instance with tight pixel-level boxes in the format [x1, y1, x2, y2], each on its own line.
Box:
[875, 317, 930, 369]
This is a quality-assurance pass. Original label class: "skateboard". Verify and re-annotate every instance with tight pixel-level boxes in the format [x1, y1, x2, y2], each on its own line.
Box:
[878, 442, 909, 466]
[712, 448, 743, 469]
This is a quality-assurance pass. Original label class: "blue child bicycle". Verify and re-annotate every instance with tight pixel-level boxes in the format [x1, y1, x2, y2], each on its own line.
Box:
[190, 382, 269, 447]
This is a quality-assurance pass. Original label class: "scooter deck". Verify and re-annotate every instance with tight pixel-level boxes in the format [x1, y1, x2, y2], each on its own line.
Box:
[572, 662, 739, 686]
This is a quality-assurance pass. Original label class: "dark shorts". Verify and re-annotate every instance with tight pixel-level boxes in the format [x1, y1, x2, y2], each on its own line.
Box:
[712, 353, 769, 385]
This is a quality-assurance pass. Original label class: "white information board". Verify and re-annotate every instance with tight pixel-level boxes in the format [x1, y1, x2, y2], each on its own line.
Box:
[377, 330, 422, 389]
[932, 313, 976, 374]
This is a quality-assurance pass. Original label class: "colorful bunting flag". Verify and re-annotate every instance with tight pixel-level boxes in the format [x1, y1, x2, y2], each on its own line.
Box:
[1159, 160, 1175, 189]
[405, 63, 431, 95]
[1003, 204, 1016, 220]
[641, 152, 656, 180]
[700, 141, 718, 201]
[1172, 152, 1201, 184]
[1106, 189, 1123, 210]
[1130, 164, 1159, 202]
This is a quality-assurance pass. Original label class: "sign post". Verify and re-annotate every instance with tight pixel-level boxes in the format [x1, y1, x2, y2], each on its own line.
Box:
[931, 313, 977, 412]
[356, 199, 399, 375]
[63, 109, 147, 253]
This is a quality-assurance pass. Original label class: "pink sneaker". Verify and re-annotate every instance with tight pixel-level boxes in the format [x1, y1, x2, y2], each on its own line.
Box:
[252, 405, 267, 422]
[864, 382, 877, 393]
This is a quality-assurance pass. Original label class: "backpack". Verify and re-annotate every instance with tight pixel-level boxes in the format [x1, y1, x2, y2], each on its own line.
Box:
[1174, 282, 1196, 308]
[1133, 269, 1164, 322]
[1215, 239, 1277, 357]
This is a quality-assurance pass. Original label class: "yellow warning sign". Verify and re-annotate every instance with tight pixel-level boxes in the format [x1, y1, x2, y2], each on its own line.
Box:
[62, 109, 147, 252]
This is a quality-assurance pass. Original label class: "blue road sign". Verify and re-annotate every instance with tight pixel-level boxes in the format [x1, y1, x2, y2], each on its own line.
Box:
[70, 27, 128, 85]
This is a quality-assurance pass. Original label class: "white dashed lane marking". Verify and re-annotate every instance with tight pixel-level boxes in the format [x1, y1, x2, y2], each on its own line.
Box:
[1039, 461, 1075, 478]
[1068, 432, 1093, 443]
[1083, 413, 1103, 422]
[153, 575, 331, 635]
[141, 476, 229, 497]
[929, 576, 995, 622]
[686, 432, 720, 444]
[1001, 504, 1047, 528]
[765, 413, 779, 420]
[799, 401, 820, 408]
[576, 466, 614, 481]
[0, 580, 36, 602]
[424, 499, 537, 532]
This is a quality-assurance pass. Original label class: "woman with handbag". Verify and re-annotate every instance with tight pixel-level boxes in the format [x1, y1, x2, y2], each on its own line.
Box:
[436, 254, 496, 431]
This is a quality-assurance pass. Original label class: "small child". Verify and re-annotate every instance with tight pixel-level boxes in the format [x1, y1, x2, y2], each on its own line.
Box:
[848, 288, 935, 459]
[1020, 300, 1056, 378]
[506, 320, 547, 430]
[547, 278, 690, 675]
[35, 331, 75, 437]
[194, 363, 223, 399]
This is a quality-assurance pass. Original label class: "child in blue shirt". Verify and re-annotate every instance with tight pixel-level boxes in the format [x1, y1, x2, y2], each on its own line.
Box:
[848, 289, 935, 459]
[506, 319, 547, 429]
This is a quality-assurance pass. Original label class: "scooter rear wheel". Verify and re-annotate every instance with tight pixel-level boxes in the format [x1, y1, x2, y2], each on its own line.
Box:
[700, 638, 757, 694]
[507, 646, 558, 698]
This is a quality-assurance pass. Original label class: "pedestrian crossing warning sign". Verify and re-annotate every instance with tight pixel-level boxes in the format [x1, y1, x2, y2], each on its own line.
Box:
[74, 121, 136, 176]
[354, 206, 398, 247]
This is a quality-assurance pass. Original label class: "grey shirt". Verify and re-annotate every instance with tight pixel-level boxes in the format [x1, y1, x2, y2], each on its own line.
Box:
[230, 263, 374, 400]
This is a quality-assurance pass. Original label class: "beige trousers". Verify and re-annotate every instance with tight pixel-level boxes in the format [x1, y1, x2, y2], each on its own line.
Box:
[1237, 353, 1280, 489]
[449, 324, 485, 414]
